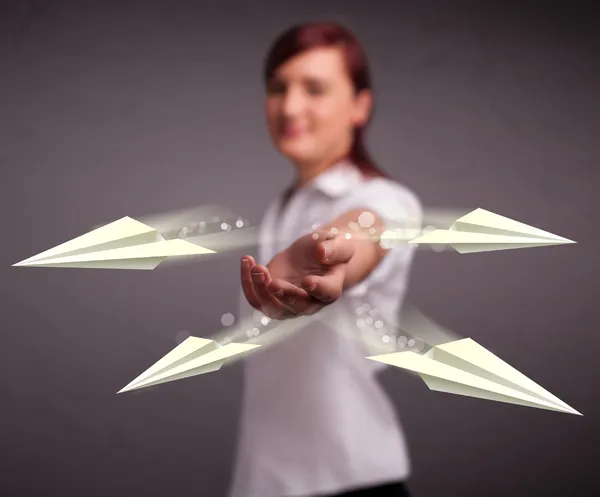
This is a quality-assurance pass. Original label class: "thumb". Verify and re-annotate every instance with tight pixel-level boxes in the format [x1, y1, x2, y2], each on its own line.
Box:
[319, 235, 355, 265]
[302, 263, 346, 303]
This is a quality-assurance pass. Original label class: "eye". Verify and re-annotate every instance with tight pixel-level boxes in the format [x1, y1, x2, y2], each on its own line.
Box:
[305, 81, 325, 96]
[267, 79, 286, 95]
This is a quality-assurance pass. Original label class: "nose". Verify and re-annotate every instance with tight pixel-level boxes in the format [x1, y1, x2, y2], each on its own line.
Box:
[282, 86, 306, 118]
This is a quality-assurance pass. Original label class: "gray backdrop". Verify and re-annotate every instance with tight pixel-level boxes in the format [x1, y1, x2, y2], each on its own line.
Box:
[1, 1, 598, 496]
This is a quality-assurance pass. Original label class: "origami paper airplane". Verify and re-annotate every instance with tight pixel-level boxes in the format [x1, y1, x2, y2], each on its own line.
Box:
[118, 337, 261, 393]
[407, 208, 576, 253]
[367, 337, 581, 415]
[117, 308, 332, 394]
[12, 216, 215, 270]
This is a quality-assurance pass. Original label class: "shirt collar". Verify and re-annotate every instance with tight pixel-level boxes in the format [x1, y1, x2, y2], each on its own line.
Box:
[306, 160, 365, 198]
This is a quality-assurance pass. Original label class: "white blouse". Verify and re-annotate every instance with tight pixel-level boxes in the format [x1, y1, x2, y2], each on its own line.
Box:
[229, 161, 423, 497]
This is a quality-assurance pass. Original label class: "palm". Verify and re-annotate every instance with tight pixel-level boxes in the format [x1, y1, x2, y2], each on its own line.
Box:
[240, 230, 354, 319]
[266, 234, 328, 287]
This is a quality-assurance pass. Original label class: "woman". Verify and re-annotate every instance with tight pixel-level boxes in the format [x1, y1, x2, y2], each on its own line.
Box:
[230, 22, 422, 497]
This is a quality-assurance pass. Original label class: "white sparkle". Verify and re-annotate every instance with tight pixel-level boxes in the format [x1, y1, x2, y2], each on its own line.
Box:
[358, 211, 375, 228]
[221, 313, 235, 326]
[380, 238, 393, 249]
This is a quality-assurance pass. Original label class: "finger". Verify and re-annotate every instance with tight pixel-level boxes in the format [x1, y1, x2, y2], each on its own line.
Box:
[303, 301, 326, 315]
[267, 278, 309, 300]
[302, 263, 347, 303]
[267, 278, 315, 314]
[318, 236, 355, 265]
[251, 265, 288, 318]
[241, 256, 261, 310]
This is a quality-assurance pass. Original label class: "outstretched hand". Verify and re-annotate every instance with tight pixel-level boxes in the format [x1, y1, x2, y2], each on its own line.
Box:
[241, 230, 356, 320]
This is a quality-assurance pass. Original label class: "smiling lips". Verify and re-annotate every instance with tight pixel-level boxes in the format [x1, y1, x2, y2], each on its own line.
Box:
[280, 125, 307, 139]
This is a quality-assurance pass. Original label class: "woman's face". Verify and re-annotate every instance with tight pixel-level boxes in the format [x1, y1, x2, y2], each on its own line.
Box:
[266, 46, 371, 166]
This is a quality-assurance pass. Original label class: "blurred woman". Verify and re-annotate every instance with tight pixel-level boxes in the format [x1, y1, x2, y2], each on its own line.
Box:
[230, 22, 422, 497]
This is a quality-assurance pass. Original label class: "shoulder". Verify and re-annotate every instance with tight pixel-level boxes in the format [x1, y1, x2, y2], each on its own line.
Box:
[341, 176, 423, 223]
[369, 177, 422, 214]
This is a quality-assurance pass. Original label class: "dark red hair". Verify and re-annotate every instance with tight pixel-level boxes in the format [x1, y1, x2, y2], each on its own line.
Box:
[264, 22, 387, 179]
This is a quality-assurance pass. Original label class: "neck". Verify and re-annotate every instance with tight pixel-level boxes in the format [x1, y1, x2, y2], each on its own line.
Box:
[295, 162, 332, 187]
[293, 154, 349, 189]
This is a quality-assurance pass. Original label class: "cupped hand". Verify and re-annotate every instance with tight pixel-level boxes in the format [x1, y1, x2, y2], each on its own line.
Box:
[240, 230, 355, 320]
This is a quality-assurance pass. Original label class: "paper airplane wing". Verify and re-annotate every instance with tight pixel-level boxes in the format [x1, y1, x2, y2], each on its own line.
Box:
[407, 208, 575, 253]
[13, 217, 215, 270]
[453, 208, 572, 240]
[118, 338, 261, 393]
[367, 338, 580, 415]
[407, 230, 572, 253]
[120, 336, 221, 391]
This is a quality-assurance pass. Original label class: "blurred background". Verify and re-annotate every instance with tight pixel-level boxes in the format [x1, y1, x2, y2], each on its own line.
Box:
[1, 1, 598, 496]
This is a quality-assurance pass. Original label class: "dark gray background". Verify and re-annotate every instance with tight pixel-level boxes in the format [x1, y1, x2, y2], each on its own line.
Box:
[1, 1, 598, 496]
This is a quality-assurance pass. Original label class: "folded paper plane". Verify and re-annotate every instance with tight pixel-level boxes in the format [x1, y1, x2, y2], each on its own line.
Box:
[407, 208, 576, 253]
[117, 337, 261, 393]
[367, 338, 581, 415]
[13, 216, 215, 270]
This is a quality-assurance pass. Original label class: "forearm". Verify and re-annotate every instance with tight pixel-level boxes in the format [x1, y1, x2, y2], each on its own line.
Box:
[318, 207, 388, 290]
